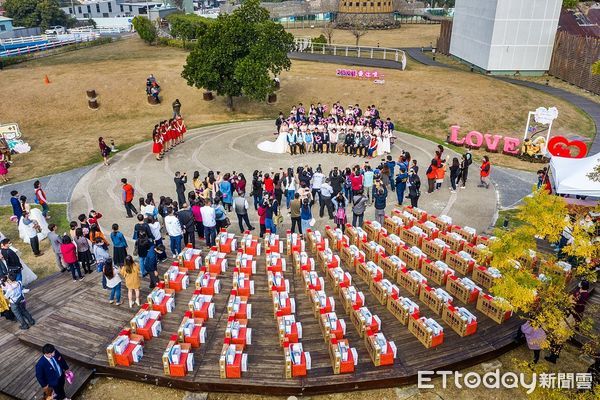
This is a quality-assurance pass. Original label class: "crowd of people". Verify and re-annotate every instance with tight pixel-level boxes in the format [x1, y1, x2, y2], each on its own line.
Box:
[151, 115, 187, 161]
[277, 102, 394, 157]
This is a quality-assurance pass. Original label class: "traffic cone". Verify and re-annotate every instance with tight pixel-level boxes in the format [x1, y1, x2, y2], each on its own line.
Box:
[44, 75, 50, 84]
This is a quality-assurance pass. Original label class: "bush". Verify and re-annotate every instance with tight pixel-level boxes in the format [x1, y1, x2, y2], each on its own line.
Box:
[312, 34, 327, 45]
[167, 13, 211, 42]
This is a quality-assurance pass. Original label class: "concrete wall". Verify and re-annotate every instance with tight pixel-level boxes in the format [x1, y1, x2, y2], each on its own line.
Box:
[450, 0, 561, 72]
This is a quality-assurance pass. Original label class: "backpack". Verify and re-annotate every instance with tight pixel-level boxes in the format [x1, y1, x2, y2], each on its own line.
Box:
[466, 153, 473, 166]
[344, 175, 352, 189]
[335, 205, 346, 224]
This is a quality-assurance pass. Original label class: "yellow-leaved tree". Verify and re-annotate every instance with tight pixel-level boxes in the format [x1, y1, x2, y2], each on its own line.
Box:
[482, 188, 599, 352]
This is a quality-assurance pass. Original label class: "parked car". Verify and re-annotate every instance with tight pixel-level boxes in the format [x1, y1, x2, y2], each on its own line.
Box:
[44, 26, 65, 35]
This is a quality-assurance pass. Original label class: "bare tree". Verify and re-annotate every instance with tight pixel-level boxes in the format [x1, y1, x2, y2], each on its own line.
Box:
[321, 21, 335, 44]
[349, 21, 368, 46]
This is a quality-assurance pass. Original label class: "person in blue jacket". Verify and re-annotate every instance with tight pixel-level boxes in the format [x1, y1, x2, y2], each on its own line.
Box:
[10, 190, 22, 221]
[395, 166, 409, 206]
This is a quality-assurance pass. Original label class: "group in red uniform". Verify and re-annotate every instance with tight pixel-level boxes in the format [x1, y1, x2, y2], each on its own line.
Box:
[152, 116, 187, 161]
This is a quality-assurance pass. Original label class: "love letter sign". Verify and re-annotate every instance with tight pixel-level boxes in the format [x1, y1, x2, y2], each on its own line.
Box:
[547, 136, 587, 158]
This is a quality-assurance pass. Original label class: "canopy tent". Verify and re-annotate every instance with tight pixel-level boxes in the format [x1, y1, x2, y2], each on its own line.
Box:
[549, 152, 600, 197]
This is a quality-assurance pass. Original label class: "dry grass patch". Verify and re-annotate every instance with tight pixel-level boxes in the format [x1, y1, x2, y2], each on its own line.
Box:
[0, 36, 595, 181]
[287, 24, 441, 48]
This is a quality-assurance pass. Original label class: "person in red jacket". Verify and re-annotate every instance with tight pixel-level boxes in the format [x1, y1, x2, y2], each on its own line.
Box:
[60, 235, 83, 282]
[121, 178, 137, 218]
[350, 169, 363, 195]
[479, 156, 491, 189]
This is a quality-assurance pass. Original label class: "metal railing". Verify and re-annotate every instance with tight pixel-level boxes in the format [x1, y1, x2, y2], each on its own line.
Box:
[70, 26, 130, 34]
[292, 38, 407, 70]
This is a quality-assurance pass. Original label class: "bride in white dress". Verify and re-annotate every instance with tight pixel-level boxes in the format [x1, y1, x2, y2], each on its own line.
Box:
[258, 121, 289, 154]
[17, 201, 49, 244]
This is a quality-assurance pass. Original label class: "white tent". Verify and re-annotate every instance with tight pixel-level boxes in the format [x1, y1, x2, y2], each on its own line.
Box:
[549, 152, 600, 197]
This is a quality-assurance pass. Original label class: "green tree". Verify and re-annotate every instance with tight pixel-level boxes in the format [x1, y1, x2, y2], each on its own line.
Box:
[181, 0, 294, 110]
[592, 60, 600, 75]
[167, 13, 211, 44]
[4, 0, 70, 30]
[132, 16, 158, 45]
[562, 0, 579, 8]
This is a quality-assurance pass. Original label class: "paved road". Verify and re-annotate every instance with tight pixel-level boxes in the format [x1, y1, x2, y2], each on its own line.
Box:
[289, 52, 404, 70]
[402, 47, 600, 155]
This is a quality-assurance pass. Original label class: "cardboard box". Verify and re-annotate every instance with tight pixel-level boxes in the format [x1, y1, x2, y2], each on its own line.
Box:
[416, 220, 440, 240]
[328, 267, 352, 294]
[445, 276, 481, 304]
[421, 260, 454, 286]
[380, 255, 406, 279]
[450, 225, 477, 244]
[463, 243, 491, 265]
[365, 331, 396, 366]
[399, 245, 426, 271]
[217, 230, 237, 254]
[400, 225, 427, 248]
[442, 304, 477, 337]
[328, 338, 357, 374]
[403, 205, 428, 223]
[371, 279, 399, 305]
[295, 252, 315, 274]
[232, 272, 254, 297]
[320, 312, 346, 341]
[408, 316, 444, 348]
[539, 261, 572, 283]
[446, 250, 475, 276]
[439, 231, 467, 252]
[164, 265, 189, 292]
[383, 211, 404, 235]
[225, 317, 252, 346]
[107, 330, 144, 367]
[350, 306, 381, 337]
[363, 220, 385, 242]
[476, 293, 512, 324]
[264, 231, 284, 254]
[268, 271, 289, 293]
[241, 234, 261, 256]
[188, 292, 215, 320]
[427, 214, 453, 233]
[303, 270, 325, 293]
[219, 343, 247, 379]
[235, 252, 257, 276]
[147, 288, 176, 315]
[419, 285, 453, 315]
[310, 290, 335, 317]
[472, 266, 501, 290]
[278, 315, 302, 346]
[286, 231, 304, 255]
[265, 251, 287, 273]
[363, 241, 385, 264]
[381, 233, 403, 257]
[195, 272, 221, 295]
[179, 246, 202, 270]
[357, 261, 383, 285]
[273, 291, 295, 318]
[340, 286, 364, 313]
[227, 294, 251, 319]
[387, 295, 419, 326]
[130, 308, 162, 340]
[177, 315, 206, 348]
[422, 238, 450, 262]
[163, 340, 193, 377]
[396, 268, 427, 296]
[284, 343, 311, 378]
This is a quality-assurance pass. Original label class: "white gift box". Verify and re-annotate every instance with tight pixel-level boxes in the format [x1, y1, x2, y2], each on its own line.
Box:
[246, 328, 252, 344]
[487, 267, 502, 278]
[424, 318, 444, 336]
[434, 288, 453, 304]
[458, 251, 474, 262]
[132, 344, 143, 363]
[113, 336, 129, 355]
[409, 246, 425, 257]
[401, 297, 419, 314]
[457, 307, 477, 324]
[463, 226, 476, 236]
[439, 215, 452, 224]
[208, 302, 215, 318]
[448, 232, 464, 241]
[409, 226, 424, 236]
[187, 352, 194, 372]
[408, 270, 427, 284]
[305, 351, 312, 370]
[390, 341, 397, 358]
[182, 275, 189, 290]
[241, 353, 248, 372]
[423, 221, 437, 230]
[433, 238, 449, 248]
[183, 321, 194, 337]
[199, 326, 207, 343]
[556, 261, 572, 272]
[166, 297, 175, 313]
[135, 311, 149, 329]
[151, 320, 162, 337]
[460, 277, 481, 292]
[170, 344, 181, 364]
[226, 345, 236, 364]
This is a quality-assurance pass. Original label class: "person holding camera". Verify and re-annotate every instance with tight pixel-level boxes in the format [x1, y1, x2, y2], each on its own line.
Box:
[319, 178, 335, 219]
[372, 180, 388, 225]
[174, 171, 188, 207]
[0, 239, 23, 282]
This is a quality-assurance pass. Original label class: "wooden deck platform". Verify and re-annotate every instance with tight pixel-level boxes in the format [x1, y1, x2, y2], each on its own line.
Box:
[4, 236, 523, 396]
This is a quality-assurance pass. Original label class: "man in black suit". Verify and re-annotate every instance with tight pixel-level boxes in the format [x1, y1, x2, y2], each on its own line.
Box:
[174, 171, 187, 207]
[0, 238, 22, 281]
[35, 344, 71, 400]
[177, 203, 196, 248]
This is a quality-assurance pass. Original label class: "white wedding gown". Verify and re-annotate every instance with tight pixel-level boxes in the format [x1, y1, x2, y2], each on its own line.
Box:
[18, 208, 49, 244]
[258, 131, 288, 154]
[0, 232, 37, 286]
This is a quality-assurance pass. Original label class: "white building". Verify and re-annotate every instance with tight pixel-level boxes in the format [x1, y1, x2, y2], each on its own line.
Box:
[61, 0, 163, 19]
[449, 0, 562, 75]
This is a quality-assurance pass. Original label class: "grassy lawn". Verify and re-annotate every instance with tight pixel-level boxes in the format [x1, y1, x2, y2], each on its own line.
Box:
[1, 33, 595, 182]
[0, 203, 70, 279]
[494, 208, 526, 230]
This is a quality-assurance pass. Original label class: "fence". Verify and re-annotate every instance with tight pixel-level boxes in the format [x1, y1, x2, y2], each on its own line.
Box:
[436, 19, 452, 55]
[70, 26, 130, 34]
[292, 38, 407, 70]
[0, 34, 99, 58]
[549, 31, 600, 95]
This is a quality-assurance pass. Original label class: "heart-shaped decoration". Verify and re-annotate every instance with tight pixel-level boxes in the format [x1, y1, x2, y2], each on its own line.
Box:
[547, 136, 587, 158]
